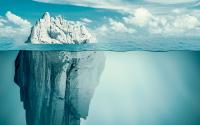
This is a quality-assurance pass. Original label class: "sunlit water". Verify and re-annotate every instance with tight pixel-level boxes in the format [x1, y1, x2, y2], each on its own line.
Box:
[1, 37, 200, 51]
[0, 51, 200, 125]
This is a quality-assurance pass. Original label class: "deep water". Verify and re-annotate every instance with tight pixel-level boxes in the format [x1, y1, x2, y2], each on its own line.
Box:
[0, 51, 200, 125]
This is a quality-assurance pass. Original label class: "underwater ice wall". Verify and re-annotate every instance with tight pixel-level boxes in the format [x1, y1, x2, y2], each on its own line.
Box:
[14, 12, 105, 125]
[14, 51, 105, 125]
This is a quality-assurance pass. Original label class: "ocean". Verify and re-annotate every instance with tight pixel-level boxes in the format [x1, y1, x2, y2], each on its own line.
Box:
[1, 37, 200, 51]
[0, 50, 200, 125]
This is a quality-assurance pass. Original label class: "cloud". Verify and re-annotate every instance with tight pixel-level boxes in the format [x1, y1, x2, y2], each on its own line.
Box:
[109, 18, 135, 33]
[0, 22, 4, 27]
[33, 0, 132, 12]
[123, 8, 152, 27]
[95, 18, 135, 34]
[93, 7, 200, 42]
[0, 18, 7, 26]
[93, 18, 136, 42]
[6, 11, 31, 27]
[33, 0, 199, 13]
[123, 8, 200, 35]
[194, 1, 200, 6]
[145, 0, 197, 4]
[81, 18, 92, 23]
[0, 11, 32, 44]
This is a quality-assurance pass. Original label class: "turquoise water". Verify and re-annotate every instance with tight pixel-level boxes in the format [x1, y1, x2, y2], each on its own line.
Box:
[1, 37, 200, 51]
[0, 51, 200, 125]
[1, 36, 200, 125]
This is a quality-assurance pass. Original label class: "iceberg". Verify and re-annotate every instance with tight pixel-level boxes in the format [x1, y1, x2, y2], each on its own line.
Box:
[27, 12, 95, 44]
[14, 12, 105, 125]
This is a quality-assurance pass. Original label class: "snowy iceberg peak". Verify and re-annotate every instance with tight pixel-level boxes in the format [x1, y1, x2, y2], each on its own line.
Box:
[42, 12, 51, 22]
[27, 12, 95, 44]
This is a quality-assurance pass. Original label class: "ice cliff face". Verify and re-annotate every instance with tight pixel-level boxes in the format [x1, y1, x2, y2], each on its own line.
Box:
[27, 12, 95, 44]
[14, 12, 105, 125]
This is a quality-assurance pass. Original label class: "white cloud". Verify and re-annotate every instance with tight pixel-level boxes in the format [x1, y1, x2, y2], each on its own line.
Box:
[145, 0, 197, 4]
[148, 15, 200, 34]
[123, 8, 200, 35]
[0, 18, 7, 26]
[96, 25, 109, 32]
[94, 25, 109, 40]
[81, 18, 92, 23]
[123, 8, 152, 27]
[172, 9, 184, 14]
[0, 21, 4, 26]
[33, 0, 200, 14]
[93, 18, 136, 42]
[171, 15, 199, 29]
[95, 18, 135, 34]
[194, 1, 200, 6]
[93, 7, 200, 42]
[33, 0, 132, 12]
[0, 11, 32, 44]
[6, 11, 31, 27]
[109, 18, 135, 33]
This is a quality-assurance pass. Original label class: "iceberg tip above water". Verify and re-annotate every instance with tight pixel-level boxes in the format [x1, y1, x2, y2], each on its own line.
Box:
[26, 12, 95, 44]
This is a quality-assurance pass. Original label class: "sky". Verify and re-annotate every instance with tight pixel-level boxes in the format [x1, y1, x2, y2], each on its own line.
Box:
[0, 0, 200, 44]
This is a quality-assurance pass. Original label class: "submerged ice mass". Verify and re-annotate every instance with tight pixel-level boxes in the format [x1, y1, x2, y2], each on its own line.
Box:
[14, 12, 105, 125]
